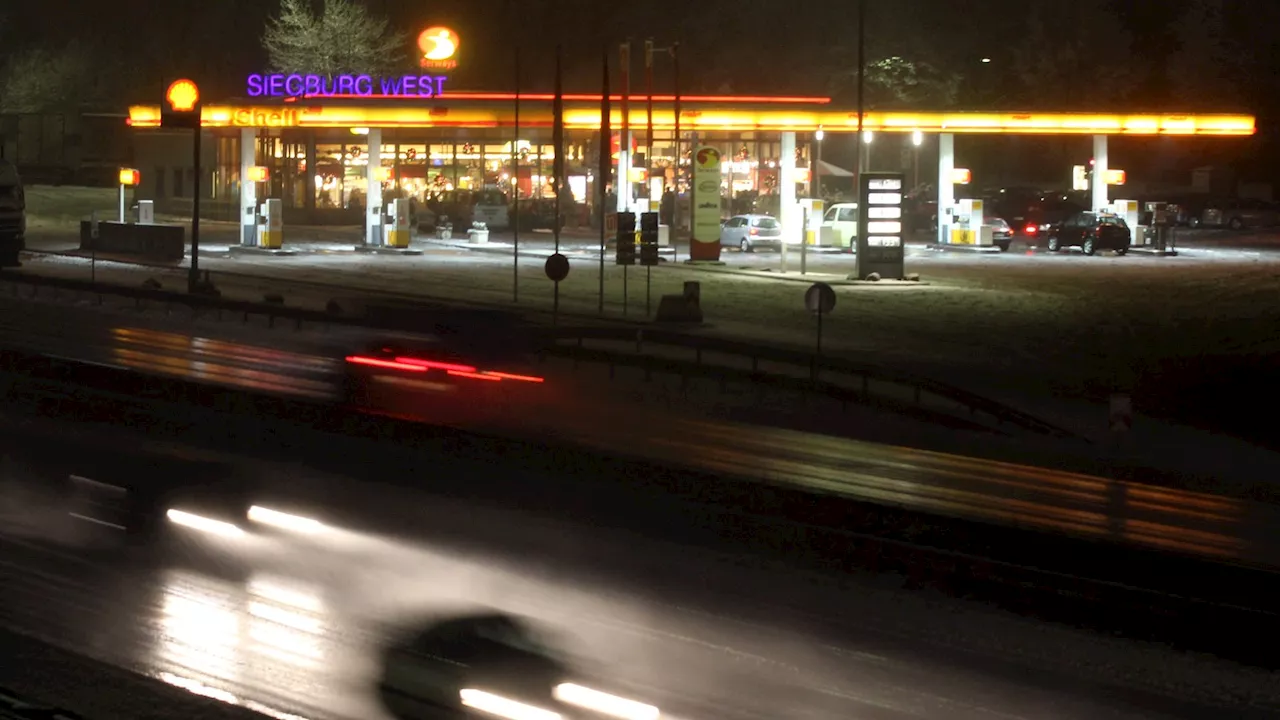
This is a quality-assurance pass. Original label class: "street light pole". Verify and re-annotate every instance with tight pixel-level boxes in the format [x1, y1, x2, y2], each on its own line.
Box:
[671, 42, 680, 262]
[620, 40, 631, 213]
[854, 0, 866, 184]
[645, 39, 654, 213]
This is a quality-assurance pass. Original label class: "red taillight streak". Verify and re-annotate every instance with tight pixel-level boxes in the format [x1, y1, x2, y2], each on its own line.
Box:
[346, 356, 426, 372]
[484, 371, 545, 383]
[393, 357, 477, 373]
[1024, 225, 1037, 234]
[448, 370, 501, 381]
[348, 355, 546, 384]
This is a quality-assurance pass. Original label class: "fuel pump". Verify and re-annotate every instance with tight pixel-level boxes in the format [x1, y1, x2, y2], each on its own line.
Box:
[1111, 199, 1139, 247]
[258, 198, 283, 249]
[385, 198, 412, 249]
[1146, 201, 1177, 253]
[951, 199, 989, 245]
[366, 200, 384, 247]
[799, 198, 825, 246]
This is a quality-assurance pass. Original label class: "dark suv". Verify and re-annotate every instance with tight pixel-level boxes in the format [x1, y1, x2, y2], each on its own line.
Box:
[1045, 211, 1131, 256]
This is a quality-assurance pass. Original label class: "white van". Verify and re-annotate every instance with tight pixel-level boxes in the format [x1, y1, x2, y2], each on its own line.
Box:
[0, 159, 25, 266]
[823, 202, 859, 249]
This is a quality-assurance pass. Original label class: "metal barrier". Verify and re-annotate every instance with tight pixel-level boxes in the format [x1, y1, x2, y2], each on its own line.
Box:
[0, 268, 1080, 440]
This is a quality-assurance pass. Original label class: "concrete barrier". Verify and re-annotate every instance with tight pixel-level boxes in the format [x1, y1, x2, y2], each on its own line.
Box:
[79, 220, 185, 262]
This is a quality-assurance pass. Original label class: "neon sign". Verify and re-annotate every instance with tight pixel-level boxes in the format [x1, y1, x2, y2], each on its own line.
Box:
[245, 73, 449, 99]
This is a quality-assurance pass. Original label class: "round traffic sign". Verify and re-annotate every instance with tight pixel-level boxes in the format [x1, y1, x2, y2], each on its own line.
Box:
[545, 253, 570, 283]
[805, 282, 836, 315]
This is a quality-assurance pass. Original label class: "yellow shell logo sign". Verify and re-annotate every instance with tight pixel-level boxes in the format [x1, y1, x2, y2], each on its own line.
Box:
[166, 79, 200, 112]
[418, 27, 459, 70]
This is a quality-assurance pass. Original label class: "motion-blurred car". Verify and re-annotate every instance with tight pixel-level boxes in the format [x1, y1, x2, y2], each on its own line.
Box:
[1044, 211, 1131, 256]
[342, 332, 547, 425]
[379, 613, 661, 720]
[719, 214, 782, 252]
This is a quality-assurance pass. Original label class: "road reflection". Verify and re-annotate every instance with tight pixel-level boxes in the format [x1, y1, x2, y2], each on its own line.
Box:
[153, 568, 330, 720]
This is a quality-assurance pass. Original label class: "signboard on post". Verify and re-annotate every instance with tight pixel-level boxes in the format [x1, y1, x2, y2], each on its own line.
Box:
[689, 146, 723, 262]
[855, 172, 906, 280]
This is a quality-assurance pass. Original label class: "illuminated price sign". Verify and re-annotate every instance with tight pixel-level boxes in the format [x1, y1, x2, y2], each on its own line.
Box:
[856, 172, 907, 280]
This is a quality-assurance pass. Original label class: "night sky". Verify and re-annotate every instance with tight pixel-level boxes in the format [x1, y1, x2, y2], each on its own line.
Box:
[0, 0, 1272, 101]
[2, 0, 1276, 173]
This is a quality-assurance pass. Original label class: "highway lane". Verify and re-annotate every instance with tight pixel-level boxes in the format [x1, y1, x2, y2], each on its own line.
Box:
[1, 462, 1274, 720]
[1, 301, 1277, 572]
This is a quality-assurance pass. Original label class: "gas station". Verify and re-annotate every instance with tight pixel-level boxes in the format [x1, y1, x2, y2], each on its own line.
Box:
[124, 27, 1256, 267]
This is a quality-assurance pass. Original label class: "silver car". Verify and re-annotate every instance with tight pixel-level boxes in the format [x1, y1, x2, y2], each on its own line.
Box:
[719, 214, 782, 252]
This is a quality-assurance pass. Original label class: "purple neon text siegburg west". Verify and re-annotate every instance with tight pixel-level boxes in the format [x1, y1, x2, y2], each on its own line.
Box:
[246, 73, 449, 98]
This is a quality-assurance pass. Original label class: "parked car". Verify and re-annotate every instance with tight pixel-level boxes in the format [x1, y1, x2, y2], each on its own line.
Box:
[1020, 197, 1088, 238]
[1044, 211, 1131, 255]
[1200, 197, 1280, 230]
[989, 216, 1014, 251]
[719, 214, 782, 252]
[822, 202, 858, 248]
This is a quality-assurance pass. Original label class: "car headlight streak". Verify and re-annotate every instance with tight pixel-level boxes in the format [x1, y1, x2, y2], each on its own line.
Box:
[459, 689, 562, 720]
[553, 683, 661, 720]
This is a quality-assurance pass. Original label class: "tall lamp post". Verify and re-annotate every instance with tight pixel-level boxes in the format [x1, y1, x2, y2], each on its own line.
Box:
[911, 129, 923, 190]
[644, 41, 679, 243]
[813, 128, 824, 199]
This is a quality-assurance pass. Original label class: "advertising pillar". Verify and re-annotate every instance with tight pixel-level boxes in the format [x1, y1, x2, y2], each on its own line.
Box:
[780, 132, 799, 246]
[689, 146, 723, 261]
[240, 128, 257, 246]
[366, 129, 384, 246]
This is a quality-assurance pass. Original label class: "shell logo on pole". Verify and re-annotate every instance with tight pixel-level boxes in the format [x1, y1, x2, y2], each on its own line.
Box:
[695, 147, 721, 170]
[690, 146, 725, 261]
[418, 27, 460, 70]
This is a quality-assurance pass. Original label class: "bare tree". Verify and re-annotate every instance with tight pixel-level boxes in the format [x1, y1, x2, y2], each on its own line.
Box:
[1166, 0, 1236, 108]
[262, 0, 406, 76]
[0, 43, 94, 113]
[1012, 0, 1138, 109]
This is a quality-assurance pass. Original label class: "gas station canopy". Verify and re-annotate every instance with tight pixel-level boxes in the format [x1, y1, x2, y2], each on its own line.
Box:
[127, 92, 1257, 136]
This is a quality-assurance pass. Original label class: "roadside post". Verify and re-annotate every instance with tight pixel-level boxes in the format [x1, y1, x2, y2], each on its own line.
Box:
[159, 79, 203, 293]
[545, 252, 570, 324]
[805, 281, 836, 380]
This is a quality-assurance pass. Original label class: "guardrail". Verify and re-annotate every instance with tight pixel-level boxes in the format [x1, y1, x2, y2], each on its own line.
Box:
[540, 325, 1080, 439]
[0, 268, 1080, 440]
